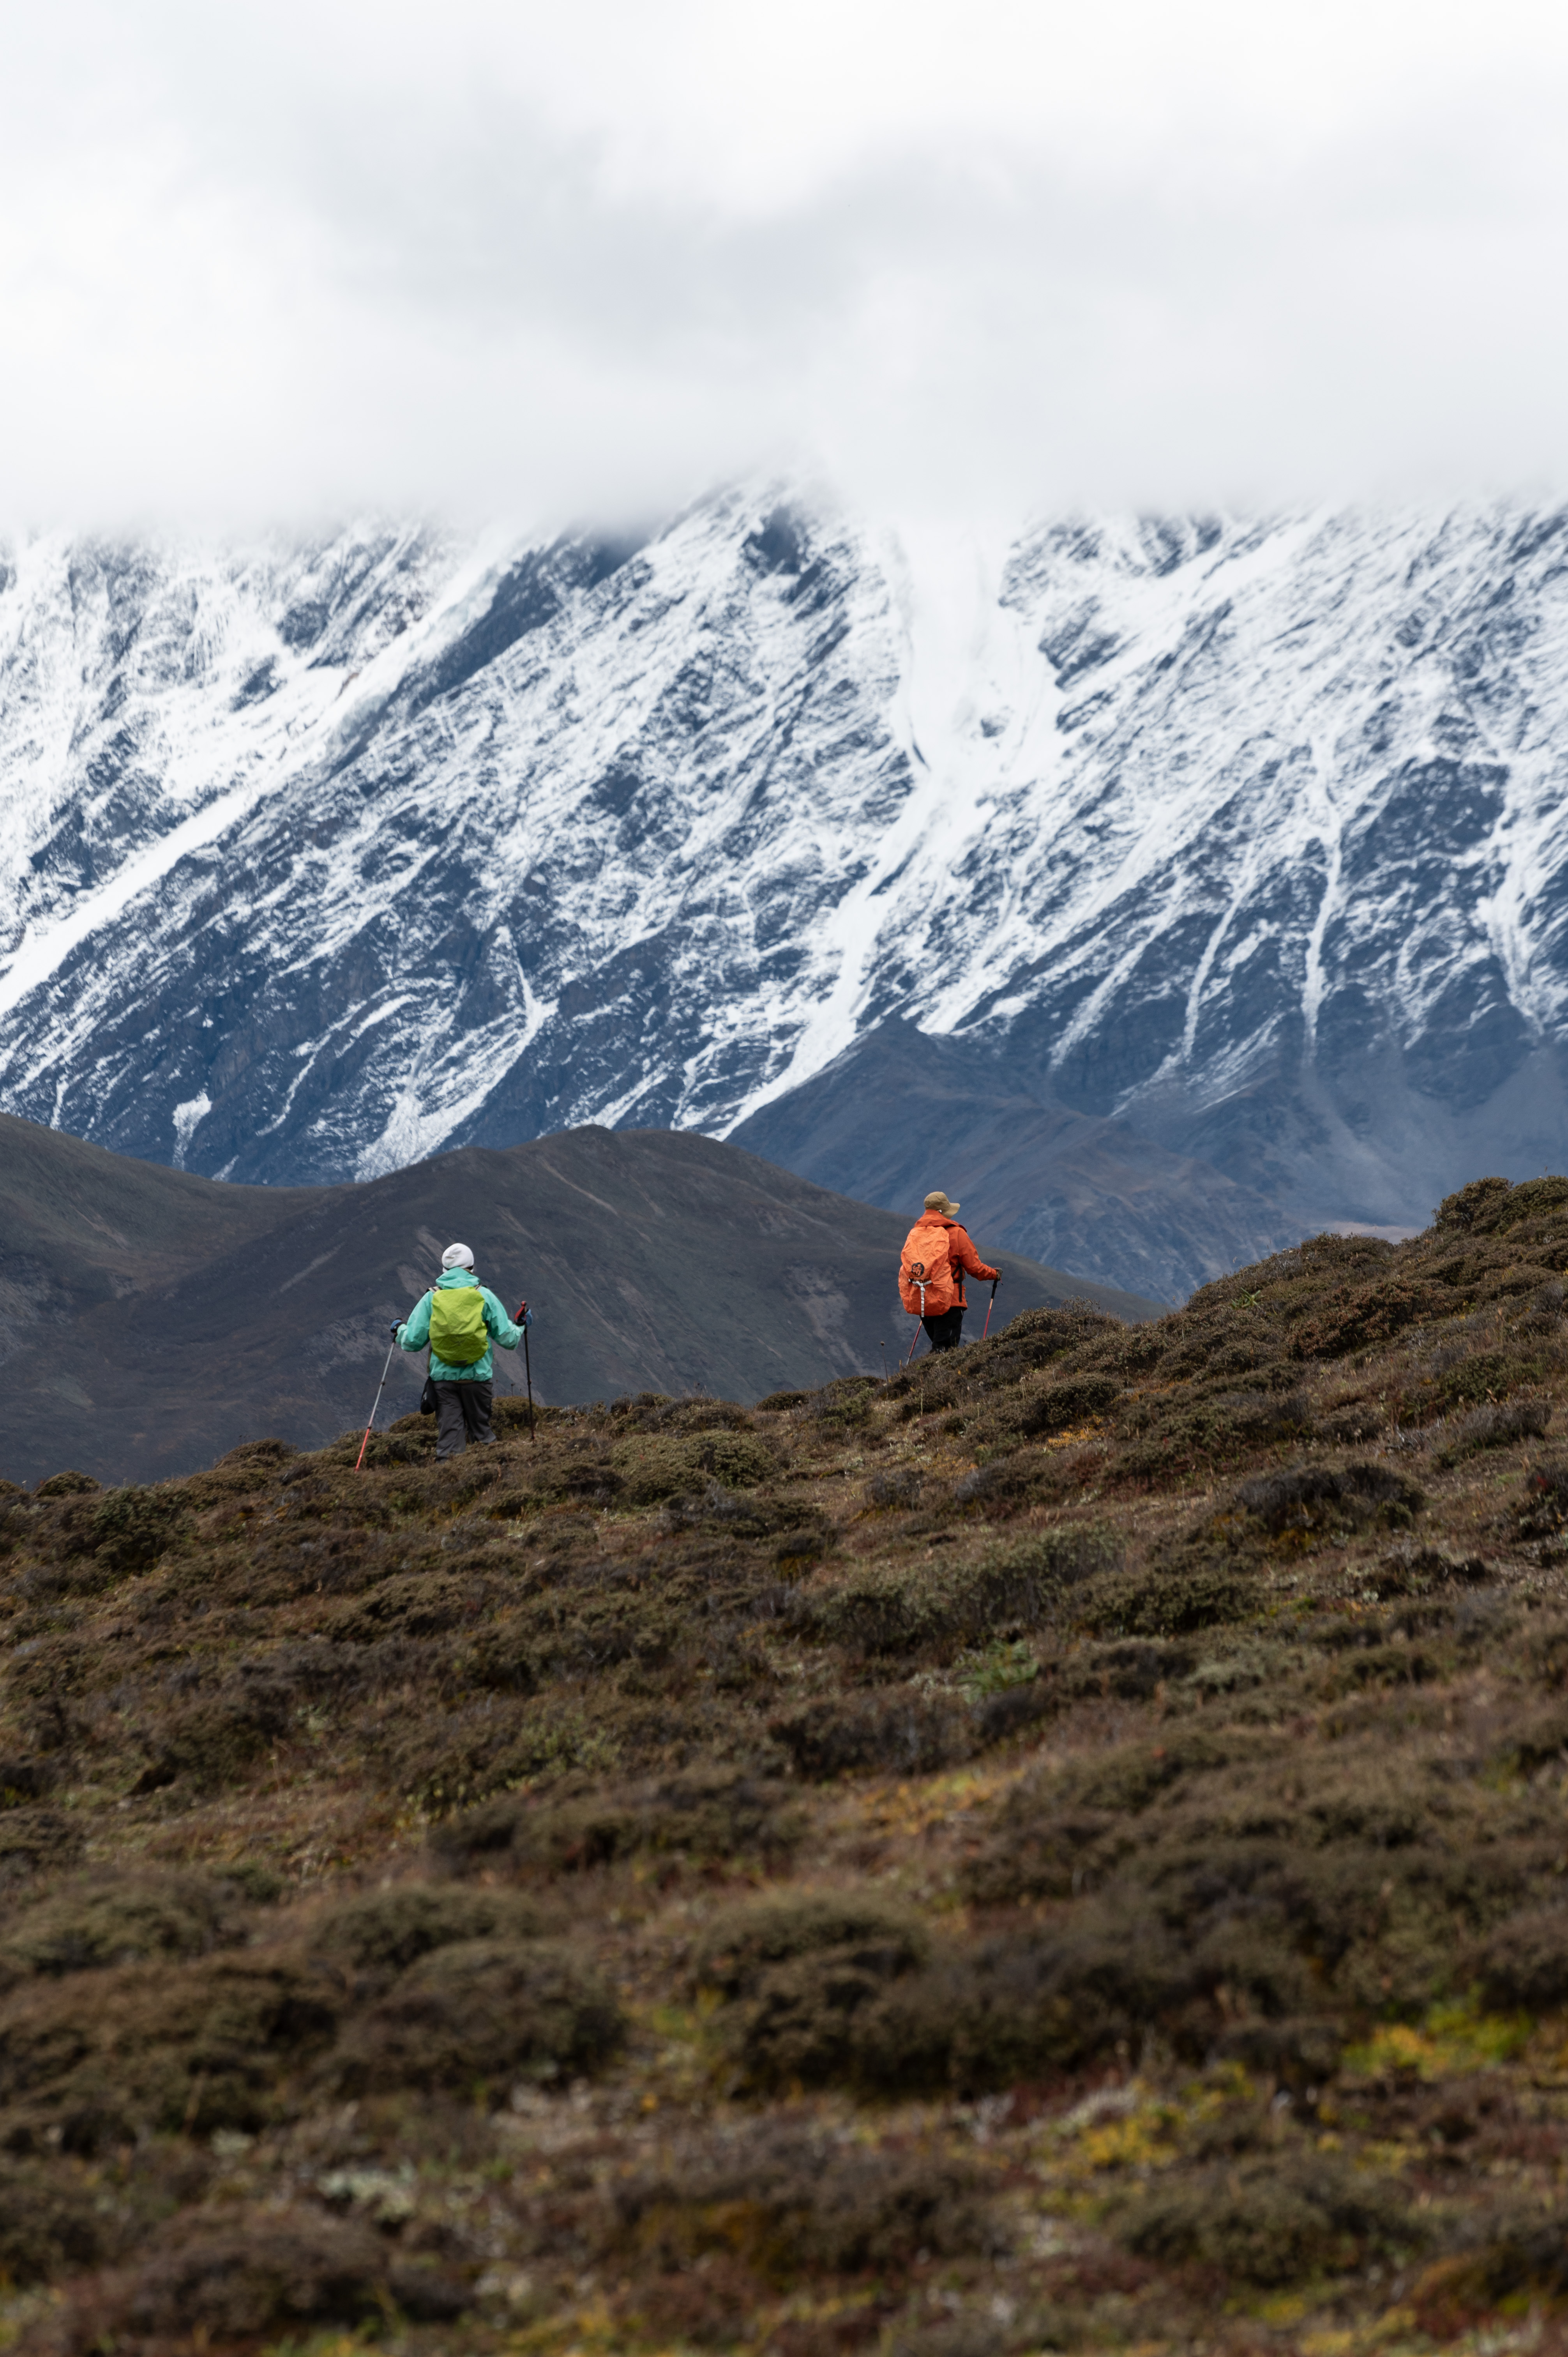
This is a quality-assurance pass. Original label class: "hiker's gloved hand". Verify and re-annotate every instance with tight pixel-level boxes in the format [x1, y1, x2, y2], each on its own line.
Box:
[390, 1321, 402, 1339]
[520, 1307, 533, 1330]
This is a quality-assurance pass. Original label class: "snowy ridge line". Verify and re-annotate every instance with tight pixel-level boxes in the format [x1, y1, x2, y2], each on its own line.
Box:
[1, 489, 1568, 1254]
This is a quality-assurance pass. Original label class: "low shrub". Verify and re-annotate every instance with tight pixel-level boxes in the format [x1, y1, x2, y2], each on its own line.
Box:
[512, 1457, 622, 1508]
[1209, 1387, 1313, 1438]
[954, 1636, 1040, 1697]
[309, 1885, 545, 1982]
[1437, 1177, 1515, 1233]
[1434, 1352, 1547, 1411]
[1437, 2202, 1568, 2315]
[769, 1688, 973, 1779]
[1292, 1276, 1462, 1360]
[658, 1482, 816, 1542]
[607, 1390, 672, 1417]
[987, 1306, 1123, 1363]
[1369, 1545, 1491, 1599]
[974, 1682, 1056, 1746]
[1234, 1462, 1423, 1537]
[806, 1522, 1120, 1655]
[88, 1486, 192, 1574]
[655, 1398, 757, 1433]
[695, 1893, 929, 2000]
[611, 1430, 776, 1502]
[34, 1472, 101, 1498]
[431, 1767, 804, 1877]
[866, 1466, 923, 1510]
[330, 1937, 622, 2095]
[1318, 1398, 1388, 1445]
[1440, 1399, 1551, 1461]
[215, 1436, 298, 1468]
[1017, 1375, 1122, 1436]
[710, 1895, 1339, 2099]
[0, 2158, 111, 2283]
[722, 1945, 927, 2091]
[1108, 1386, 1312, 1481]
[1073, 1559, 1261, 1639]
[614, 2131, 995, 2280]
[0, 1754, 51, 1805]
[0, 1870, 239, 1986]
[325, 1569, 494, 1643]
[957, 1734, 1222, 1898]
[1058, 1639, 1195, 1700]
[951, 1450, 1063, 1511]
[959, 1718, 1567, 2021]
[354, 1432, 427, 1468]
[1469, 1906, 1568, 2012]
[87, 2205, 465, 2343]
[1489, 1703, 1568, 1776]
[0, 1952, 345, 2148]
[0, 1809, 86, 1889]
[1111, 2154, 1418, 2286]
[1516, 1461, 1568, 1540]
[846, 1912, 1201, 2093]
[813, 1378, 878, 1430]
[132, 1688, 293, 1795]
[1475, 1262, 1562, 1306]
[888, 2313, 1047, 2357]
[1493, 1176, 1568, 1232]
[386, 1693, 621, 1815]
[1209, 2016, 1346, 2091]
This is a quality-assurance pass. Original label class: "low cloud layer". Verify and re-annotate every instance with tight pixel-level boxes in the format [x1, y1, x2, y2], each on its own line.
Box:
[4, 0, 1568, 528]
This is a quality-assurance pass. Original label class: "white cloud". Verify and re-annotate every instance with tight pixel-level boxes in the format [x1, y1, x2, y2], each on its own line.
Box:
[3, 0, 1568, 526]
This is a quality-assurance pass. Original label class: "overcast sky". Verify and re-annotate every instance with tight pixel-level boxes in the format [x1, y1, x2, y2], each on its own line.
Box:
[3, 0, 1568, 528]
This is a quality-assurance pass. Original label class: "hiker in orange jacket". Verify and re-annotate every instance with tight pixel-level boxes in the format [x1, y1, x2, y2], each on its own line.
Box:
[898, 1191, 1000, 1352]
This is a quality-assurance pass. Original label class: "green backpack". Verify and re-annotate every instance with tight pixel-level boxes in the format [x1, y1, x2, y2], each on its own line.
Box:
[428, 1284, 488, 1366]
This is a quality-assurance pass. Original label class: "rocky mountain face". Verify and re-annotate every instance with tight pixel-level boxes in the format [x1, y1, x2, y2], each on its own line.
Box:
[2, 494, 1565, 1299]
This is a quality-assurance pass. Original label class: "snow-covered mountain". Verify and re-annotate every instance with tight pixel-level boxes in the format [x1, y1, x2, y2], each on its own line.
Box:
[2, 489, 1566, 1295]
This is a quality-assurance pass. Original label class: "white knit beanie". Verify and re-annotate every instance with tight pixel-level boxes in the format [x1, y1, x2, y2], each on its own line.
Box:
[441, 1242, 475, 1270]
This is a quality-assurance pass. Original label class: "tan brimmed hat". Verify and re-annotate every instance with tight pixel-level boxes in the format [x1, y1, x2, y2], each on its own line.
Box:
[923, 1190, 959, 1214]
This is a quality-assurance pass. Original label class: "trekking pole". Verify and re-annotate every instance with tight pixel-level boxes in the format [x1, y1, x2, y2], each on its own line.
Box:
[516, 1302, 536, 1441]
[355, 1328, 400, 1471]
[903, 1272, 928, 1367]
[982, 1278, 999, 1340]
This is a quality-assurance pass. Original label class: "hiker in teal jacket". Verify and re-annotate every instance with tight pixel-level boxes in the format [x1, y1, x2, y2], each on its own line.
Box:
[396, 1242, 524, 1459]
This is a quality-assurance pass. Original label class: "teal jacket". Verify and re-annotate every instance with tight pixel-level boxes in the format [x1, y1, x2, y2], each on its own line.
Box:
[398, 1269, 522, 1382]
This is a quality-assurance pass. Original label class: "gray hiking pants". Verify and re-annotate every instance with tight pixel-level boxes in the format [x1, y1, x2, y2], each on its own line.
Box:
[434, 1379, 494, 1459]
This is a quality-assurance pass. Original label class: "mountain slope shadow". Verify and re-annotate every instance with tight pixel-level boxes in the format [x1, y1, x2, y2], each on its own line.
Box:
[727, 1020, 1298, 1302]
[0, 1117, 1161, 1486]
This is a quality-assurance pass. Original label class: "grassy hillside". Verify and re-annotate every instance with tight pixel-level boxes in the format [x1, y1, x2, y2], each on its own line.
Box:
[4, 1174, 1568, 2354]
[0, 1116, 1158, 1487]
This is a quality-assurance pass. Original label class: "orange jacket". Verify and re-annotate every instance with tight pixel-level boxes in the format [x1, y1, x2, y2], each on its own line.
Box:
[898, 1212, 1000, 1315]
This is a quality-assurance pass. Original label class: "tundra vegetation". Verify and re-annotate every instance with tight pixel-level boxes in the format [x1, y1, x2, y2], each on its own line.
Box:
[8, 1176, 1568, 2353]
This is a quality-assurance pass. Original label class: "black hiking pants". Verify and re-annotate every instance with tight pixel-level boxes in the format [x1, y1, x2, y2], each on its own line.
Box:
[921, 1308, 965, 1352]
[435, 1378, 494, 1459]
